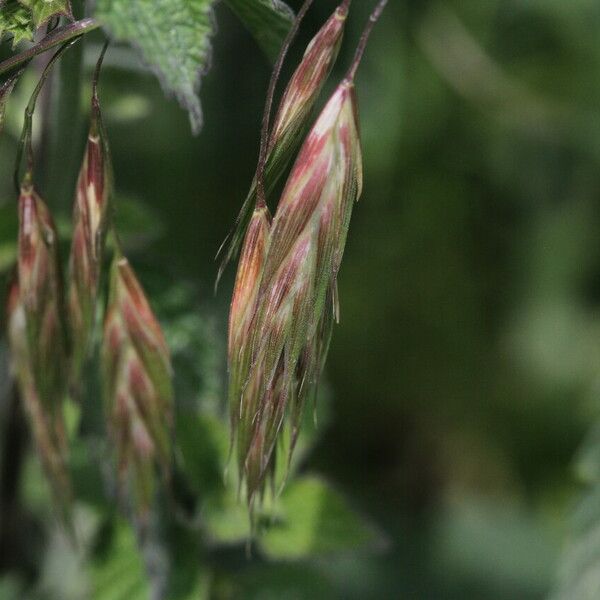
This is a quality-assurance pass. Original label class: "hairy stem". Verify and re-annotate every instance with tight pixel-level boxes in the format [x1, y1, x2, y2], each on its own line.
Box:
[255, 0, 315, 209]
[0, 18, 99, 78]
[346, 0, 388, 81]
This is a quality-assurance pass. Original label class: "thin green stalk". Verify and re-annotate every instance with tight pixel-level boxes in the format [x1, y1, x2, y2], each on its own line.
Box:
[346, 0, 388, 81]
[255, 0, 315, 208]
[45, 34, 86, 206]
[0, 18, 99, 78]
[14, 39, 81, 192]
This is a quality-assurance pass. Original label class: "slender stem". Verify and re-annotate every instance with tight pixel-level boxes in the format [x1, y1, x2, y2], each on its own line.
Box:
[346, 0, 388, 81]
[255, 0, 315, 209]
[92, 41, 109, 108]
[0, 18, 98, 78]
[14, 39, 81, 193]
[44, 31, 85, 205]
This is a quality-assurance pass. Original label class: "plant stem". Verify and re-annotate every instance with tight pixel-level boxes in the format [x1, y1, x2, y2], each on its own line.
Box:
[255, 0, 315, 209]
[14, 40, 81, 193]
[0, 18, 99, 78]
[346, 0, 388, 81]
[45, 34, 86, 207]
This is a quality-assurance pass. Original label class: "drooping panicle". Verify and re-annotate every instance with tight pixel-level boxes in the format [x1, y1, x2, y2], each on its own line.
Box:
[217, 1, 349, 285]
[68, 94, 111, 381]
[102, 254, 173, 517]
[234, 79, 363, 504]
[17, 178, 68, 410]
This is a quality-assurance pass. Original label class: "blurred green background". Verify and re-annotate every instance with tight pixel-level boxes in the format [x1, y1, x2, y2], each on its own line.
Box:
[3, 0, 600, 598]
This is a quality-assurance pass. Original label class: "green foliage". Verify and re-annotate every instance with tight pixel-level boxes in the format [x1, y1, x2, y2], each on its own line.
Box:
[94, 0, 294, 133]
[0, 0, 71, 46]
[550, 425, 600, 600]
[224, 0, 293, 61]
[0, 1, 34, 47]
[18, 0, 72, 27]
[259, 476, 380, 559]
[95, 0, 216, 134]
[91, 521, 150, 600]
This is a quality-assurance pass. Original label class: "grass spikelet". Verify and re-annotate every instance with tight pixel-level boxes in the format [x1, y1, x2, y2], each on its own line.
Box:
[68, 91, 111, 382]
[102, 253, 173, 519]
[6, 274, 71, 516]
[216, 1, 349, 285]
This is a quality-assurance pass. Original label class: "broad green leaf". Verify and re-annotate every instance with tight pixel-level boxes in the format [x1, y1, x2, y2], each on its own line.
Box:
[176, 411, 229, 496]
[0, 1, 34, 47]
[258, 476, 379, 559]
[224, 0, 293, 62]
[91, 521, 150, 600]
[95, 0, 215, 134]
[203, 487, 251, 544]
[18, 0, 72, 26]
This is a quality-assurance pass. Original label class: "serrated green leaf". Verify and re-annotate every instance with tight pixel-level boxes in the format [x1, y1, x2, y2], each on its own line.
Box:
[258, 476, 379, 559]
[0, 1, 34, 47]
[18, 0, 72, 27]
[95, 0, 215, 134]
[224, 0, 293, 62]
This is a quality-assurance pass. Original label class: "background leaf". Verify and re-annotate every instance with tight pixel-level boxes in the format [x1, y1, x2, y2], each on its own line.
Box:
[95, 0, 216, 134]
[258, 476, 381, 560]
[224, 0, 293, 62]
[0, 1, 34, 47]
[549, 424, 600, 600]
[17, 0, 72, 27]
[91, 521, 150, 600]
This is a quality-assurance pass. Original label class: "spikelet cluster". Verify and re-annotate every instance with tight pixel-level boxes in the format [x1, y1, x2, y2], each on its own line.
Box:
[102, 254, 173, 516]
[227, 2, 365, 506]
[217, 2, 349, 284]
[5, 52, 173, 522]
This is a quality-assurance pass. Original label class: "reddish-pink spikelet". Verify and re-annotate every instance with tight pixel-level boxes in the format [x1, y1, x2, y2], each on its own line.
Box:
[269, 3, 349, 149]
[234, 80, 363, 505]
[102, 255, 173, 517]
[17, 180, 67, 410]
[6, 274, 71, 514]
[68, 101, 111, 382]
